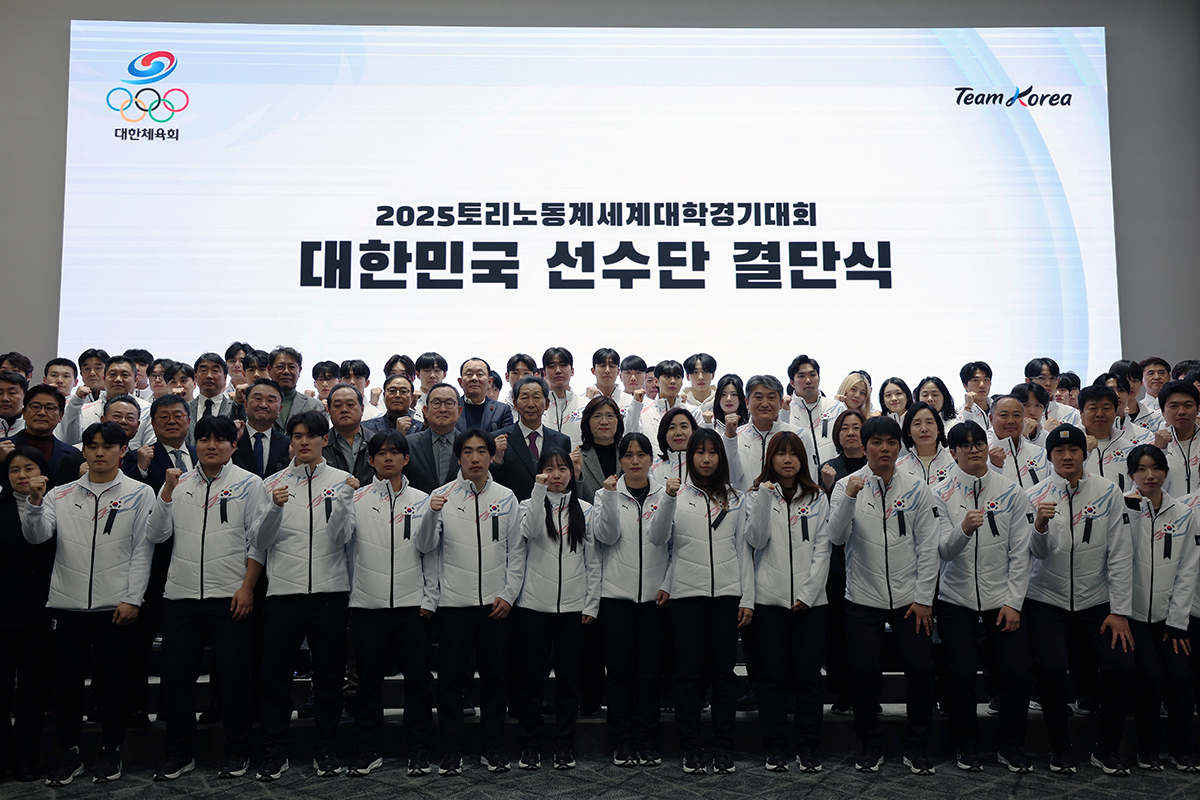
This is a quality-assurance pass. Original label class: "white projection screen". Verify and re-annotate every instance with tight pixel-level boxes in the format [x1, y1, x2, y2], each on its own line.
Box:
[61, 21, 1118, 391]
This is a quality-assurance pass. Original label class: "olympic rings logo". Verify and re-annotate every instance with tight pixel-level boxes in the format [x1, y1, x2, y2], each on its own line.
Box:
[106, 86, 189, 123]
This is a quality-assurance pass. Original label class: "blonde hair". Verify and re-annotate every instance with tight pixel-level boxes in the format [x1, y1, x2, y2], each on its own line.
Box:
[836, 372, 873, 418]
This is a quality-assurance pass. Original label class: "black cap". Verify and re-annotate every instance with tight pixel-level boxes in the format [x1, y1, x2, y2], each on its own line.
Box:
[1044, 423, 1086, 454]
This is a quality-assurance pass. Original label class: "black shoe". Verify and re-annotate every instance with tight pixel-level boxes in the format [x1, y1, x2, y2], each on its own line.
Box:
[1090, 751, 1129, 776]
[198, 702, 223, 725]
[637, 741, 662, 766]
[1137, 753, 1164, 772]
[553, 743, 575, 770]
[296, 696, 316, 720]
[45, 747, 84, 787]
[154, 756, 195, 781]
[737, 689, 760, 711]
[127, 711, 151, 729]
[313, 750, 342, 777]
[765, 752, 788, 772]
[347, 753, 382, 776]
[1170, 752, 1200, 772]
[796, 744, 822, 773]
[683, 748, 706, 774]
[256, 753, 290, 782]
[830, 695, 852, 715]
[996, 744, 1033, 773]
[712, 748, 735, 774]
[904, 749, 936, 775]
[406, 749, 431, 776]
[955, 749, 983, 772]
[1049, 749, 1078, 775]
[856, 746, 884, 773]
[987, 697, 1001, 716]
[91, 748, 123, 783]
[218, 756, 250, 778]
[481, 749, 509, 773]
[613, 741, 637, 767]
[518, 747, 541, 770]
[438, 752, 462, 776]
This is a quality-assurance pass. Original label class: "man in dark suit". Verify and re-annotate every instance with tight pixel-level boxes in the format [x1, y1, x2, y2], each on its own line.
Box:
[490, 375, 570, 501]
[232, 378, 291, 478]
[0, 384, 85, 488]
[455, 357, 513, 435]
[405, 383, 463, 494]
[362, 373, 423, 438]
[187, 352, 244, 443]
[268, 346, 326, 434]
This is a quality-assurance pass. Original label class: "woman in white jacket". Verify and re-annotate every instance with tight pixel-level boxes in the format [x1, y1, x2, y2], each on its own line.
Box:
[514, 449, 600, 772]
[746, 431, 830, 773]
[653, 427, 753, 776]
[896, 402, 955, 486]
[650, 406, 696, 487]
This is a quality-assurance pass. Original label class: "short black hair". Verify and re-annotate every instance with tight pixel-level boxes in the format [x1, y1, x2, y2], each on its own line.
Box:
[341, 359, 370, 380]
[1108, 359, 1137, 384]
[489, 371, 503, 392]
[149, 357, 174, 376]
[947, 420, 987, 450]
[224, 341, 253, 361]
[1077, 385, 1118, 411]
[24, 384, 65, 413]
[1011, 382, 1050, 409]
[384, 353, 415, 378]
[82, 421, 129, 448]
[193, 352, 228, 375]
[454, 428, 496, 457]
[368, 429, 409, 458]
[860, 415, 902, 444]
[619, 355, 647, 373]
[1057, 371, 1081, 392]
[1126, 443, 1169, 475]
[459, 357, 491, 375]
[959, 361, 992, 386]
[542, 347, 574, 369]
[121, 348, 153, 367]
[242, 350, 271, 372]
[1159, 379, 1200, 407]
[382, 373, 413, 392]
[618, 432, 653, 458]
[269, 346, 304, 369]
[592, 348, 621, 367]
[0, 352, 33, 378]
[102, 394, 140, 414]
[103, 355, 136, 375]
[513, 375, 550, 402]
[1138, 356, 1171, 376]
[311, 360, 339, 381]
[745, 374, 783, 398]
[415, 352, 448, 373]
[683, 353, 717, 375]
[787, 354, 820, 381]
[43, 357, 78, 379]
[151, 393, 189, 418]
[1092, 371, 1130, 394]
[1172, 359, 1200, 381]
[78, 348, 110, 366]
[328, 382, 364, 406]
[424, 382, 459, 403]
[247, 377, 284, 399]
[0, 370, 29, 392]
[164, 362, 194, 382]
[287, 410, 329, 437]
[653, 359, 684, 379]
[1024, 357, 1059, 379]
[506, 353, 537, 374]
[194, 415, 239, 443]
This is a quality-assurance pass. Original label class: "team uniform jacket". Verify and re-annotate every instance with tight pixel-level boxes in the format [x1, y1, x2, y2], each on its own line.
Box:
[146, 463, 269, 601]
[63, 391, 155, 448]
[1126, 493, 1198, 631]
[544, 390, 585, 448]
[592, 476, 672, 605]
[651, 484, 753, 606]
[1121, 405, 1165, 434]
[731, 420, 810, 492]
[785, 395, 843, 464]
[828, 466, 944, 610]
[626, 396, 700, 441]
[958, 401, 991, 431]
[896, 446, 956, 487]
[1025, 473, 1132, 615]
[514, 483, 601, 617]
[933, 466, 1039, 612]
[681, 387, 716, 414]
[746, 485, 831, 609]
[255, 459, 355, 597]
[430, 473, 522, 609]
[23, 473, 155, 611]
[1084, 426, 1150, 492]
[650, 452, 690, 488]
[1047, 400, 1082, 429]
[348, 476, 439, 611]
[1162, 428, 1200, 498]
[986, 432, 1048, 490]
[1183, 493, 1200, 618]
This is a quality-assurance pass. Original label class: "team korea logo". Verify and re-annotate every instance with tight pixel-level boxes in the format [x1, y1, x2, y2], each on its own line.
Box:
[106, 51, 189, 124]
[954, 85, 1072, 107]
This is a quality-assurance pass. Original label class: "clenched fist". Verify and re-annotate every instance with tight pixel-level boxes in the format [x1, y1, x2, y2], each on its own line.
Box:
[603, 475, 619, 493]
[846, 475, 865, 498]
[272, 485, 290, 507]
[665, 477, 680, 497]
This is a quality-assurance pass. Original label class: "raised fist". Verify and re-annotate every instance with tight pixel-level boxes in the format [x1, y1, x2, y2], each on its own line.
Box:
[603, 475, 619, 493]
[989, 446, 1006, 468]
[535, 472, 548, 486]
[27, 475, 48, 504]
[137, 445, 155, 472]
[633, 389, 645, 403]
[665, 477, 680, 497]
[429, 492, 448, 512]
[272, 485, 290, 507]
[346, 475, 360, 490]
[846, 475, 865, 498]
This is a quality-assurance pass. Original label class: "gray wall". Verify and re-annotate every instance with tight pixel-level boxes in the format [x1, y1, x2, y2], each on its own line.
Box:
[3, 0, 1198, 372]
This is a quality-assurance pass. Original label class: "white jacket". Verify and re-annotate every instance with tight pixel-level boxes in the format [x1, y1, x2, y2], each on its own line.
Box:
[430, 473, 522, 608]
[828, 466, 944, 610]
[1025, 472, 1132, 615]
[592, 477, 672, 604]
[746, 485, 831, 609]
[1047, 400, 1082, 429]
[544, 390, 585, 448]
[1084, 426, 1150, 492]
[958, 401, 991, 431]
[933, 466, 1039, 612]
[1127, 493, 1198, 630]
[255, 460, 355, 597]
[1162, 428, 1200, 498]
[785, 395, 843, 458]
[627, 396, 700, 441]
[896, 446, 956, 487]
[63, 391, 155, 449]
[1121, 405, 1164, 434]
[23, 474, 155, 611]
[1184, 493, 1200, 617]
[987, 432, 1048, 490]
[515, 484, 601, 616]
[652, 484, 753, 605]
[147, 463, 268, 601]
[731, 420, 810, 492]
[348, 476, 439, 611]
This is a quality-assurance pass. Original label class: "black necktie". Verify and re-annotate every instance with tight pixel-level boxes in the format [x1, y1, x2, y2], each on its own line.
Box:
[254, 432, 266, 476]
[204, 398, 214, 417]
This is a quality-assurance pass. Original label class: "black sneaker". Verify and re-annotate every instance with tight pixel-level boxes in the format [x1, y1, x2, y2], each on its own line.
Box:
[553, 744, 576, 770]
[956, 749, 983, 772]
[406, 749, 431, 776]
[987, 697, 1001, 716]
[45, 747, 84, 787]
[765, 752, 788, 772]
[855, 746, 884, 773]
[737, 689, 760, 711]
[313, 750, 342, 777]
[1170, 752, 1200, 772]
[481, 750, 509, 773]
[91, 748, 123, 783]
[796, 744, 822, 773]
[1090, 751, 1129, 776]
[613, 741, 637, 767]
[438, 752, 462, 776]
[997, 745, 1033, 773]
[637, 741, 662, 766]
[712, 748, 735, 774]
[347, 753, 382, 776]
[1136, 753, 1164, 772]
[218, 756, 250, 778]
[830, 695, 852, 715]
[154, 756, 196, 781]
[904, 749, 936, 775]
[518, 747, 541, 770]
[683, 748, 706, 774]
[1049, 749, 1078, 775]
[256, 753, 290, 782]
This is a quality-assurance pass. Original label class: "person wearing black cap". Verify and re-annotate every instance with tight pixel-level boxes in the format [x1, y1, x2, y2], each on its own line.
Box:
[1023, 423, 1135, 776]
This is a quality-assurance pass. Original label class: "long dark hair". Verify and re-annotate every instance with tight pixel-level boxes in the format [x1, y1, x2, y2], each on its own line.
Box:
[580, 395, 624, 451]
[878, 377, 913, 417]
[686, 427, 734, 509]
[714, 373, 748, 426]
[915, 376, 957, 422]
[657, 406, 697, 460]
[753, 431, 820, 501]
[537, 449, 586, 551]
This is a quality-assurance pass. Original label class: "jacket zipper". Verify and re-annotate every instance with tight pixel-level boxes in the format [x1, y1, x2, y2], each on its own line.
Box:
[86, 485, 118, 610]
[474, 488, 483, 605]
[306, 468, 314, 594]
[1065, 485, 1076, 612]
[972, 479, 981, 612]
[389, 486, 396, 608]
[880, 477, 893, 608]
[637, 495, 644, 604]
[557, 501, 564, 613]
[200, 475, 212, 600]
[705, 492, 716, 597]
[785, 494, 795, 603]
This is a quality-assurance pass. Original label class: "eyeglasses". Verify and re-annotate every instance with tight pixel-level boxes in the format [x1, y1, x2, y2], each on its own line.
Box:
[957, 441, 989, 453]
[385, 387, 411, 397]
[26, 402, 60, 414]
[155, 412, 189, 423]
[427, 399, 457, 409]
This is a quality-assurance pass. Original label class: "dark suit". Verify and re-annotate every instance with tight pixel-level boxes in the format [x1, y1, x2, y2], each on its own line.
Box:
[187, 393, 244, 444]
[362, 410, 424, 439]
[233, 427, 291, 478]
[455, 397, 513, 435]
[404, 428, 461, 494]
[489, 423, 571, 501]
[122, 441, 198, 494]
[275, 391, 325, 435]
[579, 446, 622, 505]
[4, 431, 86, 490]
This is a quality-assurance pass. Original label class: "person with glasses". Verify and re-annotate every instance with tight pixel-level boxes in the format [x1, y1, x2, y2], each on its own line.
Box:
[63, 356, 154, 450]
[363, 373, 423, 437]
[1023, 358, 1082, 429]
[0, 384, 85, 488]
[267, 347, 324, 435]
[404, 383, 464, 494]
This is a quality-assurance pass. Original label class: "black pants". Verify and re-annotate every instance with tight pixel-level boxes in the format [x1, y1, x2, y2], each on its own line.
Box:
[127, 542, 171, 718]
[1024, 600, 1135, 754]
[824, 569, 850, 697]
[0, 623, 52, 770]
[671, 596, 740, 752]
[161, 598, 254, 759]
[52, 609, 137, 751]
[844, 600, 934, 749]
[579, 620, 606, 713]
[756, 604, 827, 752]
[259, 592, 349, 754]
[351, 606, 433, 754]
[600, 598, 662, 747]
[516, 607, 583, 747]
[436, 605, 510, 753]
[936, 600, 1031, 749]
[1131, 619, 1196, 757]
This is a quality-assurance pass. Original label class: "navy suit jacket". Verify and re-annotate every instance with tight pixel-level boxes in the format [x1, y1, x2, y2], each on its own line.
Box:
[489, 423, 571, 501]
[4, 431, 86, 490]
[232, 427, 291, 478]
[404, 428, 462, 494]
[124, 441, 199, 494]
[363, 411, 424, 439]
[455, 397, 513, 435]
